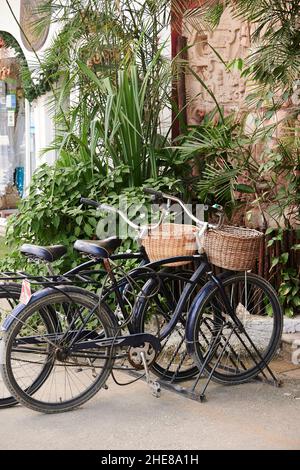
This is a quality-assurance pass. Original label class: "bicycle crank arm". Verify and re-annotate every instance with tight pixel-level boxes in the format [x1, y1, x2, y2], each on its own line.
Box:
[71, 333, 162, 353]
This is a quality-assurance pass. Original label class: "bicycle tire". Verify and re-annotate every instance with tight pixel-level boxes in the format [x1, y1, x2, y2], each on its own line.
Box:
[0, 283, 27, 408]
[1, 287, 116, 413]
[134, 270, 203, 382]
[190, 272, 283, 384]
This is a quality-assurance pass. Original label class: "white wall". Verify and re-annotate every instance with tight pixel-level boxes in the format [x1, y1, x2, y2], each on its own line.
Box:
[0, 0, 58, 186]
[0, 0, 58, 67]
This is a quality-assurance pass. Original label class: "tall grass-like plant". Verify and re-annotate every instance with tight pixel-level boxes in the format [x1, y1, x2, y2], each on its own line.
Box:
[80, 60, 173, 186]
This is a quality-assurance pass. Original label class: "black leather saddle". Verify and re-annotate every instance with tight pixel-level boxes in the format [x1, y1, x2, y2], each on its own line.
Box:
[20, 244, 67, 262]
[74, 237, 122, 259]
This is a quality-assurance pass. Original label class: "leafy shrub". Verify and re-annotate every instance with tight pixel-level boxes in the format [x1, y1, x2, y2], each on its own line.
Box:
[0, 159, 182, 273]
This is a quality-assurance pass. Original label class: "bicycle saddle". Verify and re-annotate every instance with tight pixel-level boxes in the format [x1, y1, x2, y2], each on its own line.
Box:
[20, 244, 67, 262]
[74, 237, 122, 258]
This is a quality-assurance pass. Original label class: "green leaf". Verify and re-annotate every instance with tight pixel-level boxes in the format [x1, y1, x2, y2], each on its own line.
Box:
[77, 60, 104, 89]
[266, 303, 274, 317]
[280, 252, 289, 264]
[74, 226, 81, 237]
[84, 224, 94, 238]
[292, 297, 300, 307]
[76, 215, 83, 226]
[292, 286, 299, 296]
[265, 110, 275, 120]
[280, 285, 292, 296]
[265, 228, 274, 235]
[284, 307, 294, 318]
[53, 215, 60, 229]
[88, 217, 97, 227]
[235, 184, 255, 194]
[270, 257, 279, 270]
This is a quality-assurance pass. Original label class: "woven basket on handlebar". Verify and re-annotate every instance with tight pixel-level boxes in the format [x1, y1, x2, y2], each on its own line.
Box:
[141, 223, 198, 267]
[203, 225, 263, 271]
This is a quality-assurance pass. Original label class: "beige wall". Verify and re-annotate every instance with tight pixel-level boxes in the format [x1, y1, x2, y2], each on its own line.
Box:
[183, 7, 252, 124]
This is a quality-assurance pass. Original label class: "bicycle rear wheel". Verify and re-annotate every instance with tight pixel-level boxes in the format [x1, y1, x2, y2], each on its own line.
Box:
[1, 287, 115, 413]
[190, 272, 283, 384]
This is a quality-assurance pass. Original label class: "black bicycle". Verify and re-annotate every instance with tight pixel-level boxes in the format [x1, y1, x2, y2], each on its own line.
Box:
[0, 238, 144, 408]
[0, 200, 204, 407]
[0, 190, 283, 413]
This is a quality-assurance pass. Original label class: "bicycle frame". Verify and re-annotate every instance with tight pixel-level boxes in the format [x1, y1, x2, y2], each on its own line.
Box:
[1, 192, 236, 363]
[0, 247, 148, 334]
[0, 250, 147, 287]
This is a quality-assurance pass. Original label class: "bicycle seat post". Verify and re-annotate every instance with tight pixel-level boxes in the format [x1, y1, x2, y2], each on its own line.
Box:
[102, 258, 128, 320]
[46, 262, 56, 276]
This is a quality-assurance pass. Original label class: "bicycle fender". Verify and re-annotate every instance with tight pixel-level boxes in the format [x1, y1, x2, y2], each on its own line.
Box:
[131, 277, 155, 332]
[1, 287, 54, 332]
[1, 285, 106, 332]
[185, 271, 233, 355]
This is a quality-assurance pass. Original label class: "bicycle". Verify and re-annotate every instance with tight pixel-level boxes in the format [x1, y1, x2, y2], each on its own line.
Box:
[0, 190, 283, 413]
[0, 201, 204, 407]
[0, 238, 143, 408]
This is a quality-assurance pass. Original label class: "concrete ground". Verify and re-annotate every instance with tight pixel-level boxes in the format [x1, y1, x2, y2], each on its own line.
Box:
[0, 363, 300, 450]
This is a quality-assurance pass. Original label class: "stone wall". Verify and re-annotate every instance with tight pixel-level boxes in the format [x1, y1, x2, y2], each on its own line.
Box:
[182, 7, 299, 231]
[183, 7, 252, 124]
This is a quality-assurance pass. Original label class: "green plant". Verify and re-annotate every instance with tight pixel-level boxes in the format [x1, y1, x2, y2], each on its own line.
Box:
[176, 106, 270, 215]
[0, 162, 102, 273]
[0, 157, 182, 274]
[0, 0, 195, 273]
[79, 61, 180, 187]
[0, 237, 10, 258]
[266, 228, 300, 317]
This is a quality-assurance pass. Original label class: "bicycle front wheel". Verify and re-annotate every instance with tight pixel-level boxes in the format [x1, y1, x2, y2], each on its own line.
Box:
[1, 288, 115, 413]
[134, 269, 203, 382]
[191, 272, 283, 384]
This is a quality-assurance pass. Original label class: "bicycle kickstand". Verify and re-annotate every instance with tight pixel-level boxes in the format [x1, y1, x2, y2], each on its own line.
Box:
[140, 351, 161, 398]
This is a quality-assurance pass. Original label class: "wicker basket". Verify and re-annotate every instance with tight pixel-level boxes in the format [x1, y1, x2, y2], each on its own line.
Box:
[141, 223, 198, 267]
[203, 225, 263, 271]
[0, 185, 20, 210]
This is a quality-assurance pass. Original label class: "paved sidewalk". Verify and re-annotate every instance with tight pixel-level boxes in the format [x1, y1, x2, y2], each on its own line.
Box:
[0, 369, 299, 450]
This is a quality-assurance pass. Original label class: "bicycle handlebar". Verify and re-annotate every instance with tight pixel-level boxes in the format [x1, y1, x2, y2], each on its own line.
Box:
[80, 198, 141, 230]
[80, 190, 224, 233]
[80, 197, 100, 209]
[143, 189, 224, 229]
[143, 188, 164, 198]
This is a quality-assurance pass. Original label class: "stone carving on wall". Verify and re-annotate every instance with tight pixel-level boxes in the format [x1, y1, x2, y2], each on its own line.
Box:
[183, 8, 252, 124]
[20, 0, 50, 51]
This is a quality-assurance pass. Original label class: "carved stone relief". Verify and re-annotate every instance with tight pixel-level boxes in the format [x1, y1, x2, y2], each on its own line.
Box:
[183, 8, 251, 124]
[20, 0, 50, 51]
[183, 8, 299, 229]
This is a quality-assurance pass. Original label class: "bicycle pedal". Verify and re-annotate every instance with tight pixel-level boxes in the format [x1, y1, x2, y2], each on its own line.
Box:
[150, 380, 161, 398]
